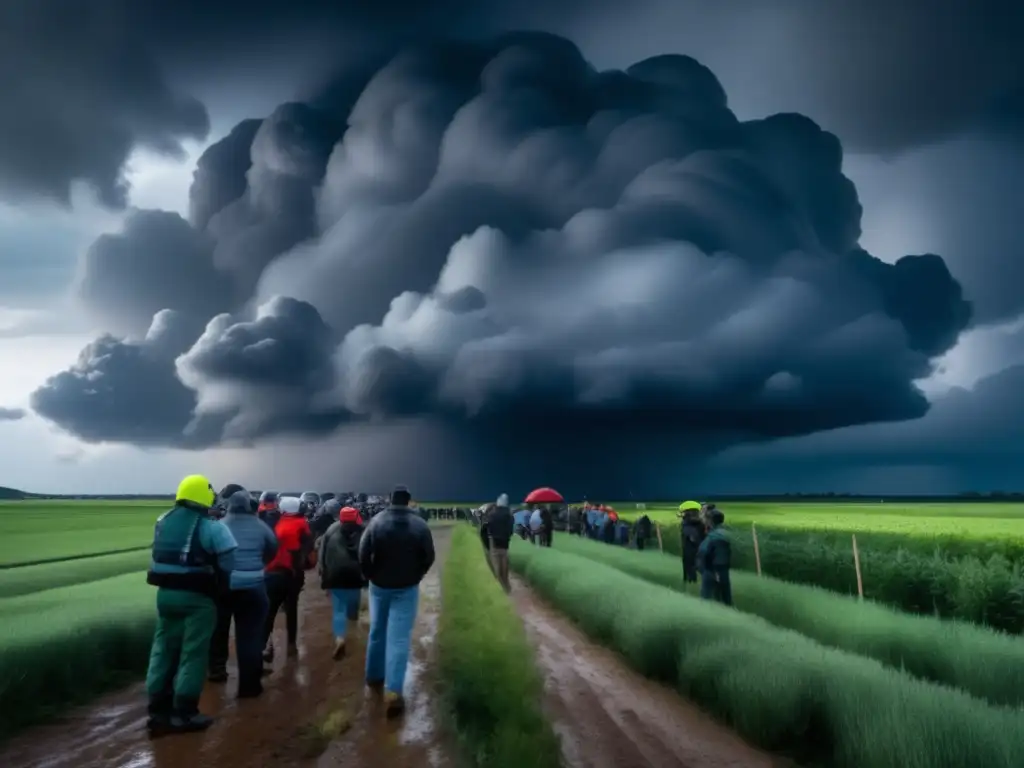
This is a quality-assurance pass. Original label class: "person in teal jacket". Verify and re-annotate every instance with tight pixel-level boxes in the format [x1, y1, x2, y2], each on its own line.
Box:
[145, 474, 238, 736]
[697, 508, 732, 606]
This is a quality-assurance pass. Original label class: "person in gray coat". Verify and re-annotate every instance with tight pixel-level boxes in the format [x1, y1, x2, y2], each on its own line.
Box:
[488, 494, 515, 593]
[208, 488, 278, 697]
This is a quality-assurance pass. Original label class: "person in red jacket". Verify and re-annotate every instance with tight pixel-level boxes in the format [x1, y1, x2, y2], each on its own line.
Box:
[262, 496, 313, 661]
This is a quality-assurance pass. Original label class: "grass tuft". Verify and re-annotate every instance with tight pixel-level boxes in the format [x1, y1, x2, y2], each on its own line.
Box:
[510, 541, 1024, 768]
[437, 526, 561, 768]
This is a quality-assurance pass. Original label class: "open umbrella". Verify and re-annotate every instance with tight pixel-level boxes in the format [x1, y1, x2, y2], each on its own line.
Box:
[525, 487, 564, 504]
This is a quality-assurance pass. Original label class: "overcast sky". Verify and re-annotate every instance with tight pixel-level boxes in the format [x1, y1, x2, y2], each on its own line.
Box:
[1, 0, 1022, 498]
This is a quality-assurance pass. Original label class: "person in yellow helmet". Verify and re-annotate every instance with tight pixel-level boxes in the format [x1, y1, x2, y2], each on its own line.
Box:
[678, 500, 704, 584]
[145, 474, 238, 736]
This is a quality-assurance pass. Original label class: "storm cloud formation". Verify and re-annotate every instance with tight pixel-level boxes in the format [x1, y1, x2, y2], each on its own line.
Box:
[0, 407, 25, 422]
[31, 33, 973, 494]
[5, 2, 1022, 212]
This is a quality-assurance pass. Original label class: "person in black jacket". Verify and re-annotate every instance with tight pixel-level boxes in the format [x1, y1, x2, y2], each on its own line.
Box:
[318, 505, 367, 660]
[635, 514, 652, 550]
[358, 485, 435, 719]
[488, 494, 515, 593]
[680, 506, 705, 583]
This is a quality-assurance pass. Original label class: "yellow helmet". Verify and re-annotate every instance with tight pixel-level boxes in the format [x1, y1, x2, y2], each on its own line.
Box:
[175, 474, 217, 509]
[678, 500, 701, 512]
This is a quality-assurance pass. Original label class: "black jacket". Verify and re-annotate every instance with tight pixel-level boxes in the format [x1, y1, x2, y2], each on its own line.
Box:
[319, 521, 367, 590]
[358, 505, 436, 589]
[488, 505, 514, 548]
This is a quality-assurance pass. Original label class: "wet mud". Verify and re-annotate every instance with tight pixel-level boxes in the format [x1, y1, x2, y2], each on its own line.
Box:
[510, 576, 789, 768]
[0, 528, 455, 768]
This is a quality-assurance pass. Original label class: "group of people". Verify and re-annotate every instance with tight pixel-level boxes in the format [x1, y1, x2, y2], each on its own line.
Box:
[144, 476, 435, 736]
[678, 501, 732, 605]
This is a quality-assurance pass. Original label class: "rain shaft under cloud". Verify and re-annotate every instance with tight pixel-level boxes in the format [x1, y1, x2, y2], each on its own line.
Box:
[30, 33, 972, 495]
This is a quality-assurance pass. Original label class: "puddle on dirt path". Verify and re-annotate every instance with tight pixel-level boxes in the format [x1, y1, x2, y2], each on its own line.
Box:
[0, 528, 456, 768]
[510, 576, 790, 768]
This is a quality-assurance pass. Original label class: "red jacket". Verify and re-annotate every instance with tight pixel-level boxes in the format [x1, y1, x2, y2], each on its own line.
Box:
[266, 515, 312, 574]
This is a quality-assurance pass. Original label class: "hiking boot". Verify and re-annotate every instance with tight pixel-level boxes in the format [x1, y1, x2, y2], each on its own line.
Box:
[168, 711, 215, 732]
[146, 694, 173, 737]
[366, 679, 384, 694]
[146, 712, 172, 737]
[384, 692, 406, 719]
[169, 698, 214, 733]
[207, 668, 228, 684]
[332, 638, 346, 660]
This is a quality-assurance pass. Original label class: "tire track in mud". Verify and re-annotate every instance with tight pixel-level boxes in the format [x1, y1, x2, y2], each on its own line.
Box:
[0, 528, 455, 768]
[510, 575, 790, 768]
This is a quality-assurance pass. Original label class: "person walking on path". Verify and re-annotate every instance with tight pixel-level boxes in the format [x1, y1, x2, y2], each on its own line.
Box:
[263, 496, 314, 661]
[679, 502, 704, 584]
[488, 494, 514, 593]
[529, 506, 543, 545]
[207, 487, 278, 698]
[358, 484, 436, 718]
[145, 474, 237, 736]
[318, 505, 368, 660]
[697, 508, 733, 605]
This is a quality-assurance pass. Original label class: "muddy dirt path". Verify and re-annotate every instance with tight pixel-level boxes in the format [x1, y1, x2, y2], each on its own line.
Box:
[510, 576, 788, 768]
[0, 528, 456, 768]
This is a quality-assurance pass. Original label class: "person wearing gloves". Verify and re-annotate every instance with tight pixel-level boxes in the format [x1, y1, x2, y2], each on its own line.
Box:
[358, 485, 435, 718]
[207, 487, 278, 697]
[262, 496, 314, 661]
[488, 494, 515, 593]
[145, 475, 237, 736]
[318, 505, 367, 659]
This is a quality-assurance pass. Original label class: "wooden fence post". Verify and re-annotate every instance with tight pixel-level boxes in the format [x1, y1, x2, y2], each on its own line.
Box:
[655, 523, 664, 552]
[751, 522, 763, 577]
[852, 534, 864, 600]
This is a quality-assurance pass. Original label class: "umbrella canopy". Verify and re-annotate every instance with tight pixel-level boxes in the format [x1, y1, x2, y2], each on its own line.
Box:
[525, 487, 564, 504]
[678, 500, 701, 512]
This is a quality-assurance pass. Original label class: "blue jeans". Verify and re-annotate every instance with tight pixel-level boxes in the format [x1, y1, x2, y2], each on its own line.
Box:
[365, 584, 419, 695]
[329, 588, 362, 638]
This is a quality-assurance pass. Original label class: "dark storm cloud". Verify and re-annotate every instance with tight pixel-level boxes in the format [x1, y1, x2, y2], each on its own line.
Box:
[177, 296, 346, 442]
[711, 363, 1024, 495]
[777, 0, 1024, 153]
[30, 310, 206, 445]
[76, 209, 237, 337]
[31, 34, 972, 490]
[0, 407, 26, 422]
[0, 0, 606, 208]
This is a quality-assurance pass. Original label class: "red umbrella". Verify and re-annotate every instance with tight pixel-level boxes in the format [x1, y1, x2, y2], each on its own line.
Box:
[525, 487, 564, 504]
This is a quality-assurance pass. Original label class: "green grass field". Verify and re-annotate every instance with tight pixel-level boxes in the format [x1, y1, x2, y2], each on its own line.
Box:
[509, 542, 1024, 768]
[0, 500, 165, 566]
[4, 497, 1024, 754]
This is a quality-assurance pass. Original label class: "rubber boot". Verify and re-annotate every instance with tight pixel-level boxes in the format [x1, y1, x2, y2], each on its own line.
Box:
[366, 679, 384, 694]
[207, 666, 228, 684]
[146, 694, 173, 737]
[384, 691, 406, 719]
[169, 697, 214, 732]
[333, 637, 346, 660]
[286, 643, 299, 658]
